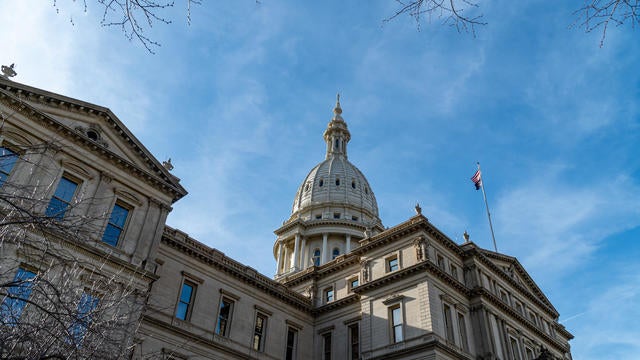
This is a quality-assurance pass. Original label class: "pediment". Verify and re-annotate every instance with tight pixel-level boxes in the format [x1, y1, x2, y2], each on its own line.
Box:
[0, 79, 187, 202]
[481, 250, 556, 312]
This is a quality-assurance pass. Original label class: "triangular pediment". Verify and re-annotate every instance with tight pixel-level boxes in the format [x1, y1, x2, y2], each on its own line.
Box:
[480, 250, 557, 313]
[0, 79, 187, 202]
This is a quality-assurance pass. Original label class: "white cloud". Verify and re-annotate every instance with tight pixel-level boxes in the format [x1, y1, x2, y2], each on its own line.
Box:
[495, 169, 640, 278]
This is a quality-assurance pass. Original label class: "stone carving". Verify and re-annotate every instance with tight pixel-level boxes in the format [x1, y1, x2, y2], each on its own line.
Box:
[162, 158, 174, 171]
[1, 63, 17, 79]
[360, 259, 371, 282]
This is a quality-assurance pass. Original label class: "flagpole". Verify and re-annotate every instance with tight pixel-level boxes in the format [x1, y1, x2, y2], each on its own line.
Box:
[477, 162, 498, 252]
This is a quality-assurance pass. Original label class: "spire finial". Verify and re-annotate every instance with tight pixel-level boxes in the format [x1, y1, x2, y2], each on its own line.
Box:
[334, 93, 342, 115]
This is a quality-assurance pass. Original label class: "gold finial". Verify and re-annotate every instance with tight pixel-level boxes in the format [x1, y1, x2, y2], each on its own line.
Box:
[334, 93, 342, 115]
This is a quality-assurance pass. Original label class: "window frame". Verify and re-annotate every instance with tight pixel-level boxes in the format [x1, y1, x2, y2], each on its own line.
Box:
[68, 292, 100, 347]
[386, 255, 399, 273]
[285, 326, 298, 360]
[0, 146, 19, 187]
[215, 297, 235, 337]
[312, 248, 321, 267]
[175, 279, 196, 321]
[252, 312, 268, 352]
[324, 287, 334, 303]
[443, 303, 455, 343]
[348, 276, 359, 292]
[389, 304, 404, 343]
[0, 267, 37, 325]
[348, 322, 360, 360]
[101, 201, 132, 247]
[322, 331, 332, 360]
[45, 174, 81, 220]
[331, 247, 340, 260]
[457, 311, 469, 351]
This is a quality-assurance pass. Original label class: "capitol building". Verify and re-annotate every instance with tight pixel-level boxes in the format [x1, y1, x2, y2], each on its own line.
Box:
[0, 77, 572, 359]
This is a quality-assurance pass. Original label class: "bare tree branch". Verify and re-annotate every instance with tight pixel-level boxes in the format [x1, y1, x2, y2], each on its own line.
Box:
[574, 0, 640, 46]
[384, 0, 486, 36]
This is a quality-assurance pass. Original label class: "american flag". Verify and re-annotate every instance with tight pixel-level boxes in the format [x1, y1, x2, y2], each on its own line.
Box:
[471, 169, 482, 190]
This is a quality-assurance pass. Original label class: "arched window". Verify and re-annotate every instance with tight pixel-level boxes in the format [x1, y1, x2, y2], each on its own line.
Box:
[313, 249, 321, 267]
[332, 247, 340, 260]
[319, 179, 324, 187]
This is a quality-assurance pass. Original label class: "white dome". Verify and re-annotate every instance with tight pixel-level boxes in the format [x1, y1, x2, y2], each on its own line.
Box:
[286, 96, 382, 227]
[291, 157, 379, 222]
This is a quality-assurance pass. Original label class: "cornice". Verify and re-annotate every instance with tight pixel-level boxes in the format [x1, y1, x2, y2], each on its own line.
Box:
[312, 293, 360, 315]
[161, 226, 312, 312]
[354, 259, 470, 297]
[280, 253, 361, 287]
[463, 246, 558, 317]
[469, 287, 573, 351]
[0, 83, 187, 202]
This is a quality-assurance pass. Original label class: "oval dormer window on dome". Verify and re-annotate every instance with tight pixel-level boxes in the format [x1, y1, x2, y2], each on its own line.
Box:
[319, 179, 324, 187]
[351, 179, 356, 189]
[305, 183, 310, 192]
[336, 178, 340, 186]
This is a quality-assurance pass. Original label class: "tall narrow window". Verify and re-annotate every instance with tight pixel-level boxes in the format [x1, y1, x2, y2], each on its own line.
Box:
[525, 347, 535, 360]
[458, 312, 469, 351]
[69, 293, 99, 346]
[313, 248, 321, 267]
[175, 281, 195, 320]
[0, 268, 36, 324]
[45, 176, 79, 219]
[509, 336, 521, 360]
[285, 327, 298, 360]
[443, 304, 455, 342]
[332, 247, 340, 259]
[390, 305, 403, 343]
[437, 254, 445, 270]
[450, 264, 458, 280]
[349, 323, 359, 360]
[215, 298, 234, 336]
[253, 313, 267, 351]
[0, 147, 18, 187]
[101, 203, 130, 246]
[323, 332, 332, 360]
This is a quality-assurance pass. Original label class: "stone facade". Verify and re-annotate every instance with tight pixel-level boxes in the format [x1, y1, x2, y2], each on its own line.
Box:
[0, 78, 573, 360]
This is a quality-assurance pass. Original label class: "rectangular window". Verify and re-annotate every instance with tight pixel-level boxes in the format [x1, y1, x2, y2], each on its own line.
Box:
[499, 289, 509, 304]
[443, 304, 455, 342]
[285, 327, 298, 360]
[450, 264, 458, 280]
[175, 281, 195, 320]
[457, 312, 469, 351]
[324, 287, 334, 303]
[525, 346, 535, 360]
[390, 305, 403, 343]
[515, 300, 524, 315]
[437, 254, 445, 270]
[101, 203, 130, 246]
[509, 336, 521, 360]
[252, 313, 267, 351]
[349, 323, 359, 360]
[0, 147, 18, 187]
[0, 268, 36, 324]
[387, 256, 399, 272]
[45, 176, 79, 219]
[215, 298, 234, 336]
[323, 332, 332, 360]
[528, 311, 538, 326]
[69, 292, 99, 346]
[349, 277, 359, 291]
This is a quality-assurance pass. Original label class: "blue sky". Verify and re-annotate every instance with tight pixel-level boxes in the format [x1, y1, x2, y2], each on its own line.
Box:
[1, 1, 639, 358]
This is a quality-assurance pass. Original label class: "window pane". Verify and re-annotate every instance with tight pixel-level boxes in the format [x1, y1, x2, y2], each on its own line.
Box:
[180, 283, 193, 303]
[110, 204, 129, 227]
[392, 307, 401, 324]
[175, 302, 188, 320]
[55, 177, 78, 202]
[45, 198, 69, 219]
[0, 269, 36, 324]
[102, 224, 122, 246]
[0, 147, 17, 186]
[394, 326, 403, 342]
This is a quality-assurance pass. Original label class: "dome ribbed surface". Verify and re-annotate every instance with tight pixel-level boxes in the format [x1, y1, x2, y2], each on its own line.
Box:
[291, 156, 379, 220]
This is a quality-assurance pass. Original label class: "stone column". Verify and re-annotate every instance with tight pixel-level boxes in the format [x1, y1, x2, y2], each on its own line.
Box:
[346, 234, 351, 253]
[322, 233, 328, 264]
[276, 241, 284, 274]
[300, 236, 307, 269]
[293, 234, 300, 270]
